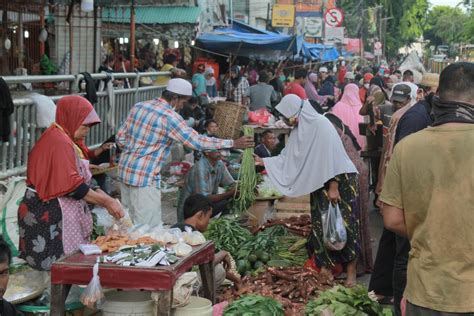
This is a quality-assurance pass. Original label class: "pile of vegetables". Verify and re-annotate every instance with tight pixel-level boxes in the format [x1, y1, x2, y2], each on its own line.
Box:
[203, 218, 253, 258]
[234, 125, 257, 213]
[220, 266, 335, 314]
[262, 214, 312, 237]
[272, 235, 308, 267]
[235, 225, 287, 274]
[223, 295, 284, 316]
[305, 285, 393, 316]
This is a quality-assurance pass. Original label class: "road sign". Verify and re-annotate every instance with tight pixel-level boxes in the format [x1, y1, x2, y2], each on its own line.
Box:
[324, 8, 344, 27]
[374, 48, 383, 56]
[304, 17, 323, 37]
[272, 4, 295, 28]
[374, 41, 382, 50]
[324, 26, 344, 44]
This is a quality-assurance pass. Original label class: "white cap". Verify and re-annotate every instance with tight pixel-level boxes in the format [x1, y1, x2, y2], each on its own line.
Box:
[166, 78, 192, 96]
[344, 72, 355, 80]
[319, 66, 328, 73]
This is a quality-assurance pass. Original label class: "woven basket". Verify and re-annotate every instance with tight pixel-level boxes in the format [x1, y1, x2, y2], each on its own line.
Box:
[213, 101, 247, 139]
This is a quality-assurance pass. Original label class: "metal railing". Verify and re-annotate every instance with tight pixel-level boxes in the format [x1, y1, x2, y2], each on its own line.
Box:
[0, 71, 170, 179]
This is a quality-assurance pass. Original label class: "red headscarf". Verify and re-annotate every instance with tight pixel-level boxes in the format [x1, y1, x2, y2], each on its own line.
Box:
[27, 96, 101, 201]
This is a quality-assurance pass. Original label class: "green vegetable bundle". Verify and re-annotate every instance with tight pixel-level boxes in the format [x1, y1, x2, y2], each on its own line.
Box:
[305, 285, 393, 316]
[203, 218, 252, 258]
[234, 125, 257, 213]
[237, 225, 287, 260]
[272, 234, 308, 266]
[224, 295, 285, 316]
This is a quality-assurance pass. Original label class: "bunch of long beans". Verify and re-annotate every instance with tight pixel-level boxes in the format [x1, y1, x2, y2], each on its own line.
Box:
[234, 125, 257, 213]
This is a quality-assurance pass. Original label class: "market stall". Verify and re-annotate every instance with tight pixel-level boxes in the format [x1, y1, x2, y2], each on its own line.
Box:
[50, 242, 215, 316]
[196, 23, 298, 61]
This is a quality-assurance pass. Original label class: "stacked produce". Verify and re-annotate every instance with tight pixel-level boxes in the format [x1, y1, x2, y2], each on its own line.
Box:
[223, 295, 285, 316]
[262, 214, 312, 237]
[272, 235, 308, 267]
[220, 266, 335, 314]
[235, 225, 287, 274]
[203, 218, 253, 259]
[305, 285, 393, 316]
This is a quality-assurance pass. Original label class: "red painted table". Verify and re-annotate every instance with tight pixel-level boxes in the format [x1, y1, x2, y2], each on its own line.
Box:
[50, 241, 215, 316]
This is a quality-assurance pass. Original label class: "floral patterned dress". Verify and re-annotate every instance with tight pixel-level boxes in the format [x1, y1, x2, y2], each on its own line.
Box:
[18, 156, 93, 271]
[307, 173, 361, 268]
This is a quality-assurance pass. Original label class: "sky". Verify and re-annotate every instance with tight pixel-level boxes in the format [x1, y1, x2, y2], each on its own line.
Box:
[429, 0, 459, 7]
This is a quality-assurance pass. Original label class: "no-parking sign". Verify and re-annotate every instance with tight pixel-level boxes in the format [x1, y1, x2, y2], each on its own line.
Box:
[324, 8, 344, 27]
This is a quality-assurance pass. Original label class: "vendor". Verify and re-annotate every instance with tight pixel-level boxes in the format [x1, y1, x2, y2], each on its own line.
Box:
[172, 194, 240, 289]
[177, 148, 236, 222]
[117, 79, 253, 227]
[255, 130, 277, 158]
[192, 64, 207, 98]
[18, 96, 124, 271]
[255, 94, 359, 286]
[0, 236, 22, 316]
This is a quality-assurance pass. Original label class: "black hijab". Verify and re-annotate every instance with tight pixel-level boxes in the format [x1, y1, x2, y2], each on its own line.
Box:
[370, 77, 388, 100]
[325, 112, 362, 151]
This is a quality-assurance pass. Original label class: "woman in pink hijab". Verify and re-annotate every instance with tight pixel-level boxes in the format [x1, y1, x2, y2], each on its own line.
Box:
[331, 83, 365, 149]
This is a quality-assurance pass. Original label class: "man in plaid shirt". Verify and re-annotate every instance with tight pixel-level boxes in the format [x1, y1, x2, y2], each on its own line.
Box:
[116, 79, 253, 226]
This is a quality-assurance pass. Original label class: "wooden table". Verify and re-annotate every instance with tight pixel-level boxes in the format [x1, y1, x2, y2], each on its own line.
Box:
[50, 241, 215, 316]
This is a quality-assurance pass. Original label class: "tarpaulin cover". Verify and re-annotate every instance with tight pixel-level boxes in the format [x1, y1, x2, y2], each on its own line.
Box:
[300, 42, 340, 62]
[196, 22, 297, 60]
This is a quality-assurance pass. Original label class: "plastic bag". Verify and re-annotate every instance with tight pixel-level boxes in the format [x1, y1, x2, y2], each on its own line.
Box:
[173, 240, 192, 257]
[183, 227, 206, 246]
[80, 262, 104, 308]
[321, 203, 347, 251]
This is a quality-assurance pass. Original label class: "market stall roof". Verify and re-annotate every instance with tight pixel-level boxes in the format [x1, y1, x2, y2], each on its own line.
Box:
[102, 6, 201, 24]
[196, 23, 297, 60]
[300, 42, 340, 62]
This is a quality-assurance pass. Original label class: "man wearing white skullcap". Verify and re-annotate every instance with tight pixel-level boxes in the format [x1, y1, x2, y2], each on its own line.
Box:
[117, 78, 253, 226]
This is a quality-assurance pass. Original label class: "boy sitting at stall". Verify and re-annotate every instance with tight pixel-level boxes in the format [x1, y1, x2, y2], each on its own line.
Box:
[172, 194, 241, 289]
[0, 236, 22, 316]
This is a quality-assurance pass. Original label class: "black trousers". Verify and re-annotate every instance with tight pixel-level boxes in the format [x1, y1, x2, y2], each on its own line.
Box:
[393, 235, 410, 316]
[369, 227, 411, 316]
[369, 228, 396, 296]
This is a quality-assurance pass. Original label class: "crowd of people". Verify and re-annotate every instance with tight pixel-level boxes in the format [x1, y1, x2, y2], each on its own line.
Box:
[2, 49, 471, 316]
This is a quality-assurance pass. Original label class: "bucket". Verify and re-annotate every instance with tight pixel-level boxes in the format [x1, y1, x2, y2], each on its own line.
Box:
[102, 291, 154, 316]
[173, 296, 213, 316]
[17, 302, 84, 316]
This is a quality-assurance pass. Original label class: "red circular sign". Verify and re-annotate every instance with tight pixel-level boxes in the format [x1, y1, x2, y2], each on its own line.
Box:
[324, 8, 344, 27]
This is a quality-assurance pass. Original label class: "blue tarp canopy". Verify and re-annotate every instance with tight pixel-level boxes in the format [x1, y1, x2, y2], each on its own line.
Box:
[196, 21, 297, 61]
[300, 42, 340, 62]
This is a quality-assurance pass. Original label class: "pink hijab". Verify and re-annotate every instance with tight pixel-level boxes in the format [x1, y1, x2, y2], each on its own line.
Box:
[331, 83, 365, 149]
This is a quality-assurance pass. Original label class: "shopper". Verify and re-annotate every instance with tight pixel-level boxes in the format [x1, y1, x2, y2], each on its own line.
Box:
[381, 62, 474, 315]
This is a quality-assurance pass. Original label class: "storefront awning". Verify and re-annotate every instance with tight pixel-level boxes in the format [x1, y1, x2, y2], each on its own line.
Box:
[102, 6, 200, 24]
[196, 23, 297, 61]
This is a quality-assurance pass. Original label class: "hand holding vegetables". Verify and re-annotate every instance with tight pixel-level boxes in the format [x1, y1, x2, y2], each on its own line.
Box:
[234, 126, 258, 213]
[232, 135, 254, 149]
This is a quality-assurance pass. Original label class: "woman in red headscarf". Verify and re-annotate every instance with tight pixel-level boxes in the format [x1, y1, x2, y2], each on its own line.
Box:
[18, 96, 124, 271]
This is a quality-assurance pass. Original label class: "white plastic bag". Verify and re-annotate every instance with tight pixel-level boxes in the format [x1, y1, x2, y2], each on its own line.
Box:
[0, 177, 26, 257]
[321, 203, 347, 251]
[183, 226, 206, 246]
[173, 240, 192, 257]
[80, 262, 104, 308]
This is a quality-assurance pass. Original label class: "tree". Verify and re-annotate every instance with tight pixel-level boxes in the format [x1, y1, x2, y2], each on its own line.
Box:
[339, 0, 429, 58]
[424, 6, 469, 46]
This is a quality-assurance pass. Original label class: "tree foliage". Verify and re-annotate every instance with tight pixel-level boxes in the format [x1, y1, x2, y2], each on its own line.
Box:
[340, 0, 429, 57]
[424, 6, 471, 46]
